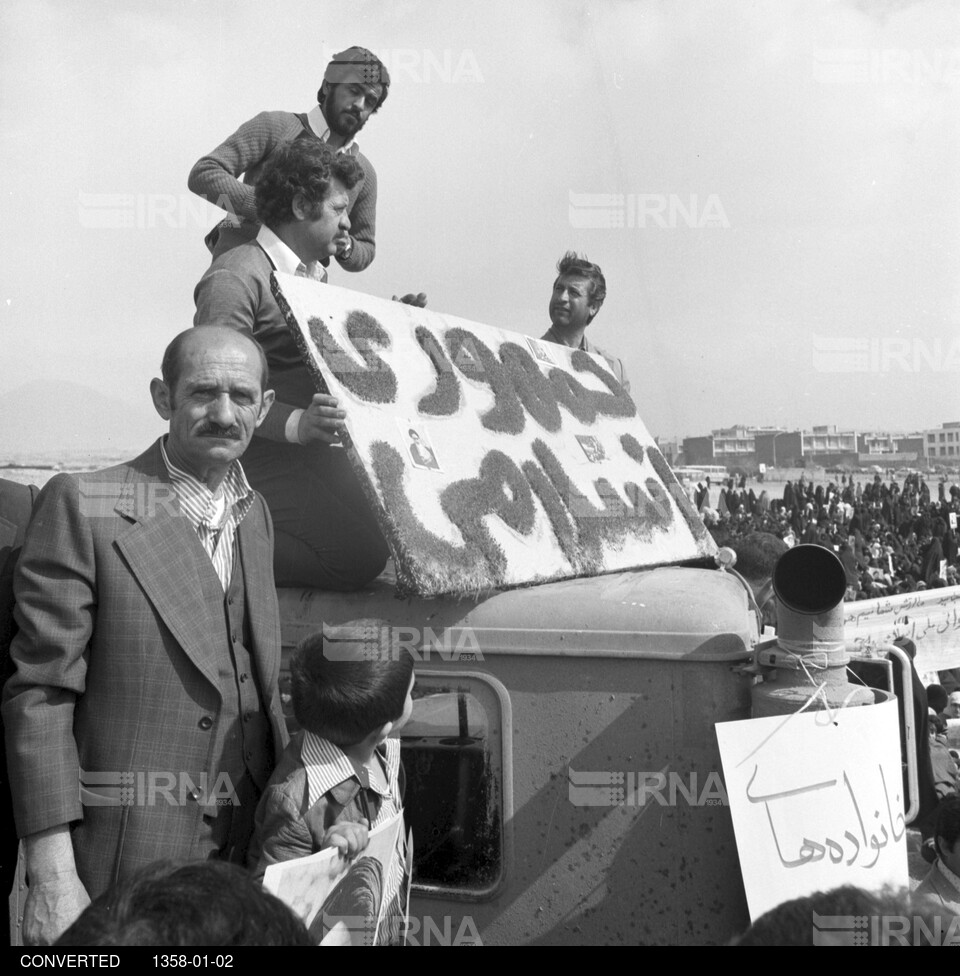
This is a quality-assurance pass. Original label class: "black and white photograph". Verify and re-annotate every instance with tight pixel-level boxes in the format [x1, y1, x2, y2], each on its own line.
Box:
[2, 0, 959, 950]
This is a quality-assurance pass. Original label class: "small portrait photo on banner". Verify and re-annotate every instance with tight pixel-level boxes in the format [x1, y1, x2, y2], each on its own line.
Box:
[576, 434, 607, 463]
[400, 421, 441, 472]
[525, 336, 555, 366]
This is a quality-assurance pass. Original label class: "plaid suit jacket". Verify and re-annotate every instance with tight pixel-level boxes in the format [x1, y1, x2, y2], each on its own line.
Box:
[1, 441, 288, 897]
[0, 478, 39, 897]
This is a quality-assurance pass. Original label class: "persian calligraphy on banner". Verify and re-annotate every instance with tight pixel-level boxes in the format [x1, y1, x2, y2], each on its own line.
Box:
[272, 274, 715, 597]
[716, 697, 907, 922]
[844, 585, 960, 673]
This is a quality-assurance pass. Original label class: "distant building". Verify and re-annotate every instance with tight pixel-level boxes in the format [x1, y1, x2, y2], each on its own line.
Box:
[919, 421, 960, 461]
[681, 425, 788, 469]
[804, 425, 857, 457]
[755, 430, 803, 468]
[681, 435, 716, 467]
[896, 435, 924, 457]
[856, 431, 923, 466]
[711, 426, 755, 461]
[858, 432, 896, 455]
[677, 422, 957, 471]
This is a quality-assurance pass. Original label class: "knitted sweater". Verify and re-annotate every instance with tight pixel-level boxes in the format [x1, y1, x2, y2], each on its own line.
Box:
[541, 325, 631, 394]
[188, 110, 376, 272]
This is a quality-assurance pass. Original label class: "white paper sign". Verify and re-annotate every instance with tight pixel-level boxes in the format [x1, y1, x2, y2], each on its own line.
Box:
[263, 812, 404, 945]
[716, 697, 907, 921]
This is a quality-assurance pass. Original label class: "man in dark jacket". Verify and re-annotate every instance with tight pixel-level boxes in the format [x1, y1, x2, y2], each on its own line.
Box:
[0, 478, 38, 943]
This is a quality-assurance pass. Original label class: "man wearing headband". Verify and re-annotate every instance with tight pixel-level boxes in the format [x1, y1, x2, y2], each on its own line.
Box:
[188, 46, 389, 272]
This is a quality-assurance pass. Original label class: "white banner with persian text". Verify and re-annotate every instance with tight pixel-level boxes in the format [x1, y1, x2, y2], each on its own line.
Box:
[272, 274, 715, 597]
[844, 585, 960, 673]
[717, 697, 907, 922]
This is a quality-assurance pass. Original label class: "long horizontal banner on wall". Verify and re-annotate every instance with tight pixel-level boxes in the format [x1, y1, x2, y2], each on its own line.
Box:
[844, 584, 960, 673]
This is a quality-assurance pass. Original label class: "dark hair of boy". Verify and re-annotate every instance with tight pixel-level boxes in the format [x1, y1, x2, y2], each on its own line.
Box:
[291, 620, 415, 747]
[934, 795, 960, 859]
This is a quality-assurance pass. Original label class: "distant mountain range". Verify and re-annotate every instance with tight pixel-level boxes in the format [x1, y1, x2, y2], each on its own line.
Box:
[0, 379, 165, 459]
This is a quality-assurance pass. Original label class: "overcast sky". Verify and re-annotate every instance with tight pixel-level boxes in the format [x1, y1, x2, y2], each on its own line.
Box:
[1, 0, 958, 455]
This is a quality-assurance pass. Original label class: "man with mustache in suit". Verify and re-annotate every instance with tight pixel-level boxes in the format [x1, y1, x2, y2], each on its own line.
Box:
[3, 326, 287, 944]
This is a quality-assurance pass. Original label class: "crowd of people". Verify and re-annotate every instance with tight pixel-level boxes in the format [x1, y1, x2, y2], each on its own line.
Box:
[1, 36, 958, 946]
[696, 472, 960, 600]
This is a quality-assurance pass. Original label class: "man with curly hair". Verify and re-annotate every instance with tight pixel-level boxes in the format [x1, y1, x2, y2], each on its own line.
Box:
[194, 139, 391, 591]
[189, 46, 389, 272]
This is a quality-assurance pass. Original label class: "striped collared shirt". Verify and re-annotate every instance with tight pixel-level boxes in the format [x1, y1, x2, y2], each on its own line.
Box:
[301, 732, 405, 913]
[159, 438, 255, 591]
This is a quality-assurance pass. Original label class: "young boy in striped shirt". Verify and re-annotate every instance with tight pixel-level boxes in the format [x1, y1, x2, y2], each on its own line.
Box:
[251, 620, 414, 942]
